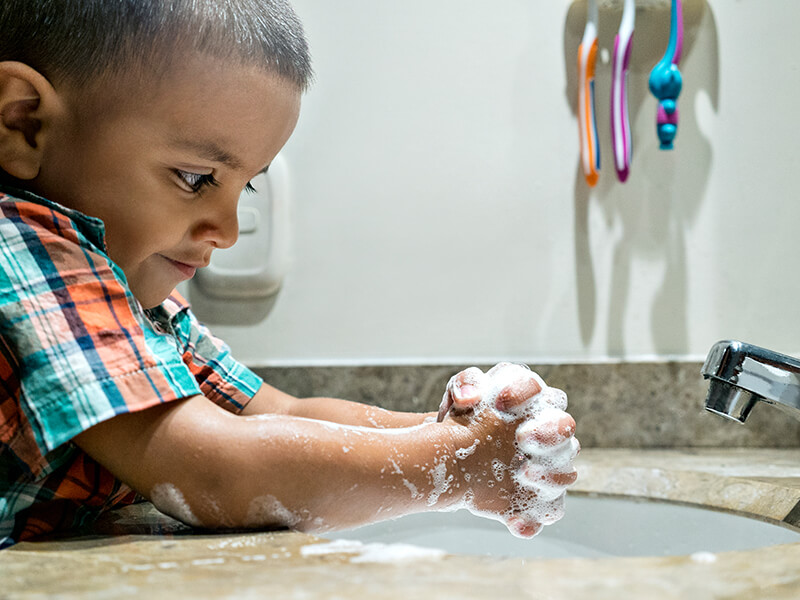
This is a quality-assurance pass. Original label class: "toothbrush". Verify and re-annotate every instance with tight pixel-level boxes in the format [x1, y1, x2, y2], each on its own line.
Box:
[577, 0, 600, 186]
[611, 0, 635, 181]
[648, 0, 683, 150]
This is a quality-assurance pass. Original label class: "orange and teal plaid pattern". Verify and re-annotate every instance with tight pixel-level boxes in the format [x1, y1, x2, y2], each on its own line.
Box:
[0, 187, 262, 548]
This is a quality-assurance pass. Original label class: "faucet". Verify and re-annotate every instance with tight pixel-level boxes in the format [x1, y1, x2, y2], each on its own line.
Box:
[701, 340, 800, 423]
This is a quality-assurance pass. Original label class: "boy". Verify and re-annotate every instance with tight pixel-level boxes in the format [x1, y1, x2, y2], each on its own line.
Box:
[0, 0, 577, 548]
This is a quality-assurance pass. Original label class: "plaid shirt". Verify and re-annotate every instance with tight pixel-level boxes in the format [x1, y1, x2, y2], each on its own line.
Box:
[0, 186, 263, 548]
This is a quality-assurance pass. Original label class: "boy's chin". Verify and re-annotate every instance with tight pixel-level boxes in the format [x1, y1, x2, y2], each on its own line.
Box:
[130, 285, 174, 310]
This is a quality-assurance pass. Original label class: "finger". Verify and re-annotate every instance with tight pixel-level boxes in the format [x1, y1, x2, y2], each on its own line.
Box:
[436, 392, 453, 422]
[516, 461, 578, 493]
[450, 367, 484, 410]
[538, 493, 566, 525]
[495, 376, 542, 412]
[516, 410, 576, 450]
[437, 368, 484, 422]
[505, 513, 542, 539]
[436, 376, 455, 422]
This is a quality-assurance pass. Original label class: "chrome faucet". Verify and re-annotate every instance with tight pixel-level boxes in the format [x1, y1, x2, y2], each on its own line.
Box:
[701, 340, 800, 423]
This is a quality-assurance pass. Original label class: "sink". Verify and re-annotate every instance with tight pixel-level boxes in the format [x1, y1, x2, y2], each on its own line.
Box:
[326, 493, 800, 559]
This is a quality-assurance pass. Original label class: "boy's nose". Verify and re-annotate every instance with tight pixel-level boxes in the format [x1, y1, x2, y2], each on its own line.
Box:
[193, 204, 239, 249]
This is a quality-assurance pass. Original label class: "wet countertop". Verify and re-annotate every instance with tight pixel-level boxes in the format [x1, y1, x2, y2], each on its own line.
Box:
[2, 448, 799, 599]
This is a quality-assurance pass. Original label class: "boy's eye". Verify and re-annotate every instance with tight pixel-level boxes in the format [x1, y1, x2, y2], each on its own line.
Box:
[176, 171, 258, 195]
[176, 170, 219, 193]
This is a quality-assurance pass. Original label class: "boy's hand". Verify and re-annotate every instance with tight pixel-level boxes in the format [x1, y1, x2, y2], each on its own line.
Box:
[439, 363, 579, 538]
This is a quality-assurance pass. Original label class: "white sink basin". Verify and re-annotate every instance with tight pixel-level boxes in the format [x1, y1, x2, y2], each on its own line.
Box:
[327, 494, 800, 559]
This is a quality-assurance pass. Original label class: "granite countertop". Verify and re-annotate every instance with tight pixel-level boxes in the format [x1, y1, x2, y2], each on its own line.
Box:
[2, 448, 799, 599]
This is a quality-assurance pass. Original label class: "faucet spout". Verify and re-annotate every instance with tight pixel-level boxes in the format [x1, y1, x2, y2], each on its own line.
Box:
[701, 340, 800, 423]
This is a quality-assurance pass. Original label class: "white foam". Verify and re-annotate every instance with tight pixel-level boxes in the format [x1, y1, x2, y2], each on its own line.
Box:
[491, 458, 506, 482]
[241, 555, 267, 562]
[191, 558, 226, 566]
[455, 439, 480, 459]
[300, 539, 446, 563]
[427, 460, 453, 506]
[351, 543, 446, 564]
[150, 483, 203, 527]
[301, 539, 364, 556]
[245, 494, 300, 528]
[402, 478, 422, 500]
[690, 551, 718, 564]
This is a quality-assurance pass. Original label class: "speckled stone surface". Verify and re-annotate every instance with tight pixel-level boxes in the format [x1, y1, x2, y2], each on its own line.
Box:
[253, 363, 800, 447]
[2, 449, 799, 599]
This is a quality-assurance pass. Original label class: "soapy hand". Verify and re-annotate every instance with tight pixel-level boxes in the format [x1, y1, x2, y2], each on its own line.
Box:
[438, 363, 579, 538]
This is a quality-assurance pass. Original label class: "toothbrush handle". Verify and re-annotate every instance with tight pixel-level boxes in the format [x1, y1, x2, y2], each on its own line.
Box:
[611, 32, 633, 182]
[577, 38, 600, 187]
[649, 0, 683, 150]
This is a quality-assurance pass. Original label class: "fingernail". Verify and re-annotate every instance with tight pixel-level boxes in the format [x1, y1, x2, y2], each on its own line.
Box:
[455, 384, 477, 401]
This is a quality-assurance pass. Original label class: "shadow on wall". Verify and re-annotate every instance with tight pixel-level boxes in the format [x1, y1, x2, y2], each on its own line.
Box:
[564, 0, 718, 356]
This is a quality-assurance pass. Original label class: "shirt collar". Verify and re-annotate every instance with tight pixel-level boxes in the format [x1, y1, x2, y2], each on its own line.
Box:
[0, 183, 108, 252]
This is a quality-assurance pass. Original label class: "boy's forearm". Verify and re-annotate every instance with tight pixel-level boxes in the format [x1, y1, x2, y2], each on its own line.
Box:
[75, 396, 468, 533]
[200, 413, 468, 530]
[279, 397, 434, 428]
[240, 383, 436, 428]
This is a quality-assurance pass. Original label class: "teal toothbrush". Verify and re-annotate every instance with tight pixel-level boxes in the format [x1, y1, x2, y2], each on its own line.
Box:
[648, 0, 683, 150]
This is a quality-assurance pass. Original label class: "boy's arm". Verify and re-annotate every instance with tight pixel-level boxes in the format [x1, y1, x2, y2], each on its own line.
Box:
[73, 394, 497, 531]
[240, 382, 436, 428]
[73, 367, 575, 535]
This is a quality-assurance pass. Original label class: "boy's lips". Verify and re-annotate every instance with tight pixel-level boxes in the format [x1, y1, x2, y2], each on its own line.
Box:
[161, 255, 208, 280]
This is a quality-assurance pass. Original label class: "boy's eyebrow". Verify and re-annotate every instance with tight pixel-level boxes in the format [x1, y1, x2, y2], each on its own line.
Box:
[170, 137, 244, 170]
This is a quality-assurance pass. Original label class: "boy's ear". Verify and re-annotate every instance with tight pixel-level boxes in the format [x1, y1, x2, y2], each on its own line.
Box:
[0, 61, 64, 180]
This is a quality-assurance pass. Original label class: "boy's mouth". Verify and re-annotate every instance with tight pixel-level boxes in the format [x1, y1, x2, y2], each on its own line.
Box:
[160, 255, 205, 280]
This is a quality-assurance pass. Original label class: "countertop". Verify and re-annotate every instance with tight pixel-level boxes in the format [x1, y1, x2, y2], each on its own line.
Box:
[2, 448, 800, 600]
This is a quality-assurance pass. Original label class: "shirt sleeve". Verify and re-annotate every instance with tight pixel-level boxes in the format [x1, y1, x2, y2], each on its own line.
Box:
[0, 201, 204, 476]
[154, 294, 263, 414]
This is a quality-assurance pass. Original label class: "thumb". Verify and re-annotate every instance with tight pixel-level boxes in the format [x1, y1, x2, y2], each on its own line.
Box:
[437, 367, 485, 422]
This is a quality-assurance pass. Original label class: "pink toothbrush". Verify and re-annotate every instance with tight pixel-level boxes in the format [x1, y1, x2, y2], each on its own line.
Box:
[611, 0, 635, 181]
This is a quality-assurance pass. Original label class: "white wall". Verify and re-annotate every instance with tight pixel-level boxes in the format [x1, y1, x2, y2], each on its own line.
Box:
[205, 0, 800, 366]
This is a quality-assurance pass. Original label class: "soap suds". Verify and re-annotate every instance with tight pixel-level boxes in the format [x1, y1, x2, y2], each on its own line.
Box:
[427, 460, 454, 506]
[455, 439, 480, 459]
[245, 494, 300, 528]
[301, 539, 446, 563]
[690, 551, 717, 563]
[191, 558, 226, 566]
[491, 458, 506, 482]
[150, 483, 203, 527]
[402, 478, 422, 500]
[351, 543, 445, 564]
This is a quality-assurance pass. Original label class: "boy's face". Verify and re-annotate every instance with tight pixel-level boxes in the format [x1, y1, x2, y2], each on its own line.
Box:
[33, 58, 301, 308]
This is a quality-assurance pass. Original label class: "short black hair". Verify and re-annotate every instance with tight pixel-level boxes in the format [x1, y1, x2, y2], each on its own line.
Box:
[0, 0, 313, 91]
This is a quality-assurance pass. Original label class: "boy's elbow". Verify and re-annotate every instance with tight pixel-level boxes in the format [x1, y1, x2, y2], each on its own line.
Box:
[151, 477, 302, 531]
[145, 429, 296, 531]
[146, 443, 263, 530]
